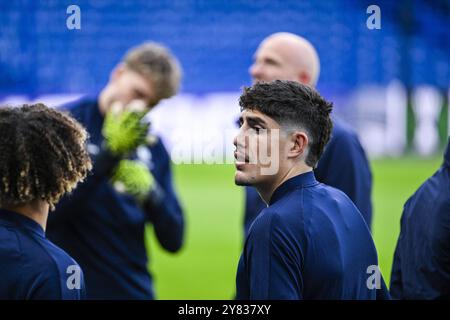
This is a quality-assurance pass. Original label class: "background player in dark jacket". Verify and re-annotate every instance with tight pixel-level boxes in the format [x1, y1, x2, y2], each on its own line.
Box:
[390, 137, 450, 299]
[244, 33, 372, 236]
[0, 104, 91, 299]
[47, 42, 184, 299]
[234, 81, 389, 299]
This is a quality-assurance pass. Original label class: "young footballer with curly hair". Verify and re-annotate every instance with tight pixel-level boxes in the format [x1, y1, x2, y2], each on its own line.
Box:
[0, 103, 91, 299]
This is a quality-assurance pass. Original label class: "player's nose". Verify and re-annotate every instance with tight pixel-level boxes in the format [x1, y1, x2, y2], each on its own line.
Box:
[234, 132, 251, 157]
[233, 132, 238, 147]
[233, 130, 246, 150]
[249, 62, 261, 79]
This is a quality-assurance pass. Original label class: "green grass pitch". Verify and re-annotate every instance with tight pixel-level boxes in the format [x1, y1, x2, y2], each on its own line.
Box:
[145, 156, 443, 299]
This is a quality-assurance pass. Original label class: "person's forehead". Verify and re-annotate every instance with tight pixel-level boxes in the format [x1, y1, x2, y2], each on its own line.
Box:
[241, 108, 264, 118]
[254, 39, 284, 60]
[241, 109, 280, 127]
[256, 38, 300, 68]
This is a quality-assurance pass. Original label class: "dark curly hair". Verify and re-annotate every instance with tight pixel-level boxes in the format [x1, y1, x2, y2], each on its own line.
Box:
[239, 80, 333, 167]
[0, 103, 92, 210]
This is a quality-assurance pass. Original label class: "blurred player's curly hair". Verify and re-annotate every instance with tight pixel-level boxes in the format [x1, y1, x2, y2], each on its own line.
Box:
[123, 42, 182, 105]
[0, 103, 92, 210]
[239, 80, 333, 168]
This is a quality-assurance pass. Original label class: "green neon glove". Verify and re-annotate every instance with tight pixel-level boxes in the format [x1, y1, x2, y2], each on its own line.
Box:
[111, 159, 154, 201]
[102, 102, 149, 156]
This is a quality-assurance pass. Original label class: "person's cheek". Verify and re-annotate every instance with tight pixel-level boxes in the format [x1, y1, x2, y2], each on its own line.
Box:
[114, 78, 131, 103]
[248, 132, 258, 164]
[121, 89, 135, 106]
[257, 134, 264, 166]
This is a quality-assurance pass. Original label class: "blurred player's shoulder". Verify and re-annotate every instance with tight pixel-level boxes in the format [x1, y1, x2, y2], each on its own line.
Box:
[57, 95, 99, 123]
[402, 161, 450, 236]
[330, 118, 362, 146]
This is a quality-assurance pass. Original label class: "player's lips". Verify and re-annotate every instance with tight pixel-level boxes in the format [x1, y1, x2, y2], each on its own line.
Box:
[234, 151, 249, 167]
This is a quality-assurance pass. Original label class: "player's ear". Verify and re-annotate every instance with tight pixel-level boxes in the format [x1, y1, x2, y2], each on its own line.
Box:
[298, 71, 311, 86]
[287, 131, 308, 159]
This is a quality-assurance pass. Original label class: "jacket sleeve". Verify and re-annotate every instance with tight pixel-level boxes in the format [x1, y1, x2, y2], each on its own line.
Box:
[143, 145, 184, 253]
[390, 200, 410, 299]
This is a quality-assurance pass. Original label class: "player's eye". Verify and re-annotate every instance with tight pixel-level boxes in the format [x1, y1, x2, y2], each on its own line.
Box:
[265, 58, 278, 66]
[134, 90, 146, 100]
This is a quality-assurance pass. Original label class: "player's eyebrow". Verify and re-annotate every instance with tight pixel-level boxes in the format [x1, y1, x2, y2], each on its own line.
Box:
[253, 54, 281, 66]
[246, 115, 267, 127]
[263, 56, 280, 66]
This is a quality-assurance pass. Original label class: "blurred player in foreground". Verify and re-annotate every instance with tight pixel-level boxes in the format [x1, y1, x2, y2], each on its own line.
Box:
[234, 81, 389, 299]
[0, 104, 91, 299]
[390, 137, 450, 299]
[47, 42, 184, 299]
[244, 33, 373, 236]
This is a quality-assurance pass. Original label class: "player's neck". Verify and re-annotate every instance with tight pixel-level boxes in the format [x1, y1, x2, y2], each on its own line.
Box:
[258, 163, 312, 205]
[4, 200, 49, 231]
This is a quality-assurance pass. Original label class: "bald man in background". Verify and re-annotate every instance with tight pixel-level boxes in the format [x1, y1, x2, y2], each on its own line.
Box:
[243, 33, 373, 236]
